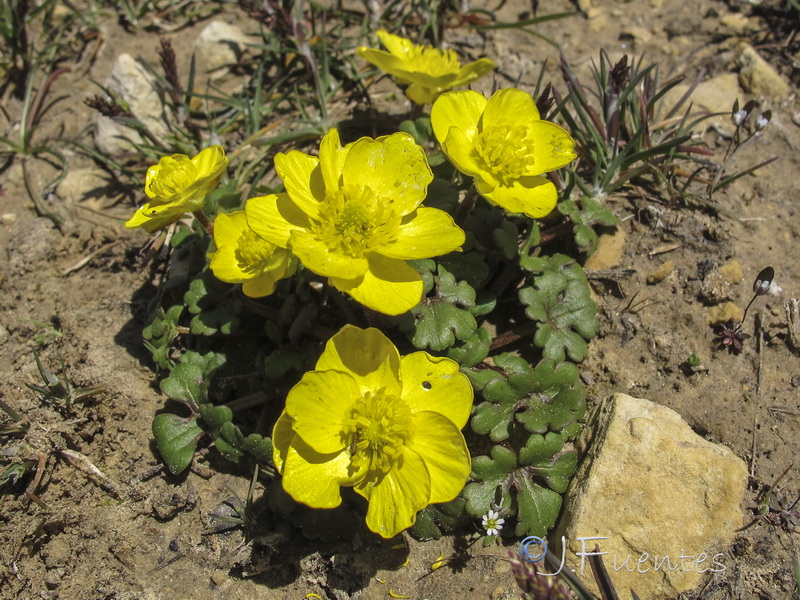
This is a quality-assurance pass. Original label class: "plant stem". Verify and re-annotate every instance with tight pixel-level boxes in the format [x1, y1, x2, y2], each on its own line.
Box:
[192, 209, 214, 236]
[455, 186, 479, 227]
[489, 322, 537, 351]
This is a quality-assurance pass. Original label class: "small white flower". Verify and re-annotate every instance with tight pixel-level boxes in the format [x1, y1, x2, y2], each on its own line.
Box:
[481, 509, 505, 537]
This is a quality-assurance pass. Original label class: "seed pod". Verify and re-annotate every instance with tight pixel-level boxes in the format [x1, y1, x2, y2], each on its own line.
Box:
[753, 266, 774, 296]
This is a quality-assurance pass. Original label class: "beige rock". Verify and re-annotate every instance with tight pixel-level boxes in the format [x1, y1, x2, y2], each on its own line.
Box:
[707, 302, 743, 324]
[95, 53, 170, 155]
[56, 168, 110, 205]
[554, 394, 747, 600]
[646, 260, 675, 284]
[662, 74, 741, 137]
[737, 43, 791, 101]
[718, 260, 743, 285]
[584, 227, 626, 270]
[193, 21, 257, 79]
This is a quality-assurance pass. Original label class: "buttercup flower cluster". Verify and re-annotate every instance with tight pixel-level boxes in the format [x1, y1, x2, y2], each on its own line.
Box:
[129, 32, 579, 537]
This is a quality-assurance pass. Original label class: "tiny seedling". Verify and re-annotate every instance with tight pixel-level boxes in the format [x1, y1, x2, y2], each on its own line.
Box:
[714, 266, 774, 354]
[26, 351, 105, 412]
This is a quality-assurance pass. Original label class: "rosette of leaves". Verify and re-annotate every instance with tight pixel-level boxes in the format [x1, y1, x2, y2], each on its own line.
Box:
[519, 253, 600, 363]
[462, 355, 586, 539]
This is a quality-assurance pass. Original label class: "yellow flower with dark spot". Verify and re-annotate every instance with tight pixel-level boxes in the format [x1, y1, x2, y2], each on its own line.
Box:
[126, 145, 228, 233]
[245, 128, 465, 315]
[431, 88, 577, 218]
[356, 30, 494, 105]
[272, 325, 473, 538]
[209, 211, 294, 298]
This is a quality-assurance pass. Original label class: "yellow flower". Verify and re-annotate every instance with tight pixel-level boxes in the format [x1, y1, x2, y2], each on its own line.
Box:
[431, 89, 577, 219]
[356, 30, 495, 105]
[126, 145, 228, 233]
[208, 211, 294, 298]
[272, 325, 473, 538]
[245, 129, 465, 315]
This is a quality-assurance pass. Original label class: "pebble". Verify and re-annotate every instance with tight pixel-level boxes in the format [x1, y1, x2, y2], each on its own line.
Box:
[737, 43, 791, 100]
[584, 227, 626, 270]
[211, 570, 229, 586]
[0, 213, 16, 225]
[719, 260, 743, 285]
[706, 302, 743, 325]
[646, 260, 675, 284]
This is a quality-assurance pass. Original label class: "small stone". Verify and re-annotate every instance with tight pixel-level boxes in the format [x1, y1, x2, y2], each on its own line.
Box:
[622, 25, 652, 43]
[707, 302, 743, 325]
[720, 12, 758, 34]
[737, 43, 791, 100]
[490, 586, 508, 600]
[494, 560, 510, 574]
[646, 260, 675, 284]
[584, 227, 626, 270]
[1, 212, 16, 225]
[210, 570, 229, 586]
[718, 260, 743, 285]
[554, 393, 747, 600]
[0, 324, 8, 345]
[43, 537, 71, 569]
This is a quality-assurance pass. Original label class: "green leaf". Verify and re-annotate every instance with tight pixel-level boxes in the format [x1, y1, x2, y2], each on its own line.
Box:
[160, 351, 226, 410]
[394, 263, 478, 351]
[514, 470, 563, 537]
[152, 413, 203, 475]
[463, 445, 517, 518]
[518, 254, 599, 362]
[410, 498, 468, 540]
[557, 197, 620, 255]
[447, 327, 491, 368]
[469, 356, 586, 442]
[143, 304, 184, 369]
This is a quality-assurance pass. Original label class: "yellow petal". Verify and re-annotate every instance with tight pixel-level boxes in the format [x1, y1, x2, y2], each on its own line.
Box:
[286, 369, 359, 454]
[356, 447, 431, 538]
[431, 90, 486, 146]
[272, 410, 294, 473]
[190, 145, 228, 178]
[315, 325, 402, 396]
[405, 84, 437, 105]
[209, 244, 246, 283]
[245, 193, 308, 248]
[288, 229, 369, 279]
[282, 438, 352, 508]
[453, 58, 496, 87]
[440, 126, 486, 181]
[330, 255, 423, 316]
[125, 203, 183, 233]
[476, 175, 557, 219]
[400, 352, 472, 428]
[409, 411, 471, 504]
[375, 207, 465, 260]
[241, 260, 287, 297]
[274, 150, 324, 219]
[342, 133, 431, 218]
[212, 211, 247, 246]
[355, 47, 406, 78]
[319, 129, 349, 195]
[376, 29, 415, 58]
[526, 121, 578, 174]
[482, 88, 540, 130]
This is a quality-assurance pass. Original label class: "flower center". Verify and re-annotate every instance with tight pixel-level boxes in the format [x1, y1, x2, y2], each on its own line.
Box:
[147, 155, 196, 204]
[313, 185, 400, 257]
[235, 228, 275, 274]
[405, 46, 461, 77]
[475, 122, 536, 183]
[340, 389, 413, 477]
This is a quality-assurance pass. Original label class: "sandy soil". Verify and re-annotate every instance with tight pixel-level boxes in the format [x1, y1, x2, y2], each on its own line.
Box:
[1, 0, 799, 598]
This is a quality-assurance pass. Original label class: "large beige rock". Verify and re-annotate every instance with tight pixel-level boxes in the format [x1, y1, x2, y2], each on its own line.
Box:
[737, 43, 791, 101]
[553, 394, 747, 599]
